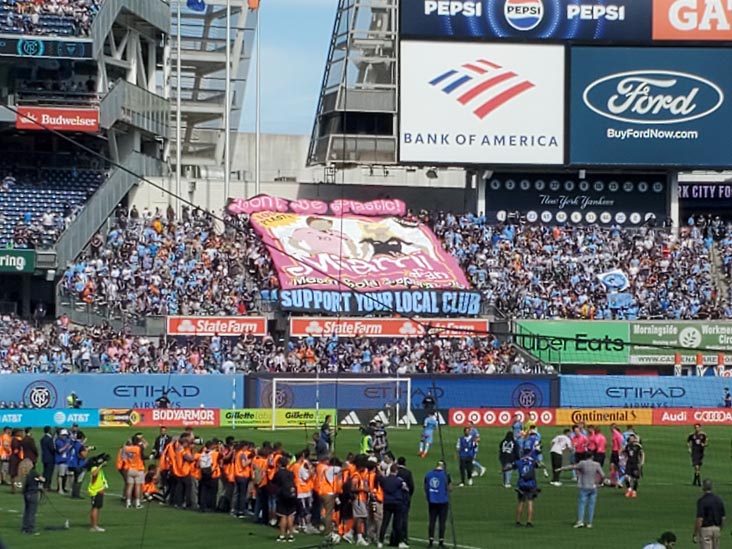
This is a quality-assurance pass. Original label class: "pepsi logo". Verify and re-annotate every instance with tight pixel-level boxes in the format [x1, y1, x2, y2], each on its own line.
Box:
[504, 0, 544, 31]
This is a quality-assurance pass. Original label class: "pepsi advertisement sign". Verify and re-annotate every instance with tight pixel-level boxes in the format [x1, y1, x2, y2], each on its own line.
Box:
[570, 47, 732, 167]
[400, 0, 652, 41]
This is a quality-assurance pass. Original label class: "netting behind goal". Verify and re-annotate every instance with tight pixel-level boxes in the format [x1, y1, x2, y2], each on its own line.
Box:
[270, 377, 411, 431]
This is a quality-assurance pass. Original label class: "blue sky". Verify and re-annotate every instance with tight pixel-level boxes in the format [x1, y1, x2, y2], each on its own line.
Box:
[240, 0, 338, 136]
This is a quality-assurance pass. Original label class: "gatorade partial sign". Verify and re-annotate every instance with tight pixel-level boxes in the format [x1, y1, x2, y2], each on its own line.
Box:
[653, 0, 732, 40]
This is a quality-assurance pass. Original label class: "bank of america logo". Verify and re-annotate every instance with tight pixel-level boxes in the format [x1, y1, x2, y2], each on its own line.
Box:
[429, 59, 535, 119]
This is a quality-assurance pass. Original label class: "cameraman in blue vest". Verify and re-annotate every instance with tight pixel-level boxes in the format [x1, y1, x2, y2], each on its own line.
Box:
[424, 460, 451, 549]
[455, 428, 477, 487]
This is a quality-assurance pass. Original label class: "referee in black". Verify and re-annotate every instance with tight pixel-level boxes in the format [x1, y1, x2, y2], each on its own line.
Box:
[693, 479, 725, 548]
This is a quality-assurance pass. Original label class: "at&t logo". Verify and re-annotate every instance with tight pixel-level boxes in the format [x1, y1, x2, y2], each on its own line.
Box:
[504, 0, 544, 31]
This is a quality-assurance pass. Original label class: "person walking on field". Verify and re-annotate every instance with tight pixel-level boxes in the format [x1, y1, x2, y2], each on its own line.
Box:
[557, 453, 605, 529]
[694, 479, 725, 549]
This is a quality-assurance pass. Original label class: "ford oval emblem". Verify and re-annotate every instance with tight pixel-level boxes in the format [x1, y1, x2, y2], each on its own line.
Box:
[582, 70, 724, 125]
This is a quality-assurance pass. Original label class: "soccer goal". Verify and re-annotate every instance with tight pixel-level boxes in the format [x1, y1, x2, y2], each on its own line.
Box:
[270, 376, 412, 431]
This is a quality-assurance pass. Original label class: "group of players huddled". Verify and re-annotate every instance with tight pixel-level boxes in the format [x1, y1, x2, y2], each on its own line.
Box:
[115, 416, 427, 547]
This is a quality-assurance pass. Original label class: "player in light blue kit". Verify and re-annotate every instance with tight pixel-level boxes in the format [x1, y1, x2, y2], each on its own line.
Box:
[419, 412, 438, 458]
[469, 422, 487, 477]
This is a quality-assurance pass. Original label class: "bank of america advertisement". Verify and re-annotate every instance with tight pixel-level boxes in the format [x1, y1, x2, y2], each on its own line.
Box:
[400, 0, 652, 41]
[399, 41, 564, 165]
[570, 47, 732, 167]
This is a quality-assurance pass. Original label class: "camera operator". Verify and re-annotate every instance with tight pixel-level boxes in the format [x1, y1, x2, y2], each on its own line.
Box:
[22, 465, 43, 535]
[123, 434, 147, 509]
[155, 391, 171, 410]
[87, 453, 110, 532]
[66, 392, 82, 409]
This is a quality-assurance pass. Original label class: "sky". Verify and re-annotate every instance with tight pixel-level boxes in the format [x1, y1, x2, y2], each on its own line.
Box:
[239, 0, 338, 136]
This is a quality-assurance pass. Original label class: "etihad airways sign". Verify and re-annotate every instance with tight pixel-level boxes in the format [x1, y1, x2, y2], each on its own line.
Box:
[16, 107, 99, 132]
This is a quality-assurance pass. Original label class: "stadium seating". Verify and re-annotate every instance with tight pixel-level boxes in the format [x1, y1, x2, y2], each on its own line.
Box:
[0, 166, 104, 248]
[0, 0, 101, 37]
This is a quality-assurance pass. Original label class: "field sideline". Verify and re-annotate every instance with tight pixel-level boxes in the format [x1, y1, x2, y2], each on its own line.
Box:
[0, 425, 727, 549]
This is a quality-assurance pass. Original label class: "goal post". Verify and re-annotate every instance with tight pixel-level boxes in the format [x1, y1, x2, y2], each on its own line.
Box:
[270, 376, 412, 431]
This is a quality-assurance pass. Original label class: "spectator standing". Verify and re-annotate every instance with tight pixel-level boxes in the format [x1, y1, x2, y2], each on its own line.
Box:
[40, 426, 55, 490]
[557, 454, 605, 528]
[694, 479, 725, 549]
[424, 460, 451, 549]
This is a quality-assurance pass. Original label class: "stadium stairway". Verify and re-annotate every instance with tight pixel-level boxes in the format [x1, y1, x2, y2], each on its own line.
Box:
[91, 0, 170, 59]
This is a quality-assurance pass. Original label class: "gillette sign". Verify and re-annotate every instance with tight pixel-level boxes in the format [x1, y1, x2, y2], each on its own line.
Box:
[424, 0, 482, 16]
[401, 0, 652, 40]
[570, 47, 732, 167]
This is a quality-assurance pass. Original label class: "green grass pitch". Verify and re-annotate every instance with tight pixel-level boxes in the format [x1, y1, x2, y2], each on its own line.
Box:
[0, 425, 725, 548]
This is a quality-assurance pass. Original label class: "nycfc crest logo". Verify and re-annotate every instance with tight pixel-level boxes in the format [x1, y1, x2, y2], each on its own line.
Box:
[511, 383, 543, 409]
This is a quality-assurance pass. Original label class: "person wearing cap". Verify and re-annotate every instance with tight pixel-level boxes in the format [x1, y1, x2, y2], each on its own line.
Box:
[642, 531, 677, 549]
[55, 429, 72, 494]
[424, 461, 451, 548]
[694, 479, 725, 548]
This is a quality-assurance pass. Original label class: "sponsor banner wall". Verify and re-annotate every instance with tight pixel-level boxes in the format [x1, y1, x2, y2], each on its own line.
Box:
[290, 317, 489, 338]
[679, 183, 732, 202]
[562, 375, 732, 408]
[653, 408, 732, 426]
[629, 321, 732, 365]
[166, 316, 267, 337]
[3, 375, 245, 409]
[652, 0, 732, 40]
[220, 409, 336, 428]
[253, 376, 555, 410]
[485, 174, 667, 227]
[0, 249, 35, 273]
[449, 408, 555, 427]
[515, 320, 629, 364]
[0, 409, 98, 428]
[570, 47, 732, 167]
[3, 37, 93, 59]
[227, 195, 406, 217]
[132, 408, 219, 428]
[400, 0, 652, 41]
[16, 106, 99, 132]
[399, 41, 564, 166]
[556, 408, 653, 425]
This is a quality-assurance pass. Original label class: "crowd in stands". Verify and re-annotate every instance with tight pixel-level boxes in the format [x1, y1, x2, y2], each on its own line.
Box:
[1, 0, 100, 37]
[0, 315, 537, 376]
[60, 207, 274, 317]
[430, 212, 721, 320]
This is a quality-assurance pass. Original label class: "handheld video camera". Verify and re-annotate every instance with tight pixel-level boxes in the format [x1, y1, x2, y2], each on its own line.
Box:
[84, 453, 110, 471]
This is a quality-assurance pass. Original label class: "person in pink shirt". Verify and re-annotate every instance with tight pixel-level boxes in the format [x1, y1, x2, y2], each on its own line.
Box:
[610, 424, 624, 487]
[588, 426, 607, 468]
[571, 424, 589, 461]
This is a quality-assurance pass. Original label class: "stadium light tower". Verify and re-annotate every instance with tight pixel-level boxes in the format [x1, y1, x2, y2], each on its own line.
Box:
[307, 0, 399, 167]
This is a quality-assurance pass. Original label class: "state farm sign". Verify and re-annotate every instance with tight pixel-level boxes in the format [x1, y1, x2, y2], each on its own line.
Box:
[289, 317, 489, 338]
[653, 0, 732, 40]
[16, 107, 99, 132]
[166, 316, 267, 337]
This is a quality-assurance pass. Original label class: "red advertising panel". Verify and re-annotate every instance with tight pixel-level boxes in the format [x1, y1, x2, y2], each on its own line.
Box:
[290, 317, 489, 338]
[449, 408, 556, 428]
[16, 107, 99, 132]
[166, 316, 267, 337]
[133, 408, 219, 427]
[652, 0, 732, 40]
[653, 408, 732, 426]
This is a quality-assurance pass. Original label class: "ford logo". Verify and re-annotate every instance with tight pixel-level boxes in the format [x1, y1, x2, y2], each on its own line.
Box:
[582, 70, 724, 125]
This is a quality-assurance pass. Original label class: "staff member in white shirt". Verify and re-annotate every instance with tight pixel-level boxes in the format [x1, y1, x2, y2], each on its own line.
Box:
[549, 429, 573, 487]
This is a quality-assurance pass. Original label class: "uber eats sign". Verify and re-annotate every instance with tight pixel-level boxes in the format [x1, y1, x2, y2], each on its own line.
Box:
[515, 321, 732, 365]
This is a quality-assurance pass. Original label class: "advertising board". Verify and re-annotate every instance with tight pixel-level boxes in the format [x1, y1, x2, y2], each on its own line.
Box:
[561, 375, 732, 408]
[555, 407, 653, 425]
[570, 47, 732, 167]
[652, 0, 732, 40]
[4, 375, 245, 409]
[166, 316, 268, 337]
[289, 317, 489, 338]
[0, 249, 35, 273]
[220, 409, 336, 428]
[16, 107, 99, 132]
[0, 409, 99, 428]
[399, 41, 564, 165]
[449, 408, 555, 427]
[400, 0, 653, 41]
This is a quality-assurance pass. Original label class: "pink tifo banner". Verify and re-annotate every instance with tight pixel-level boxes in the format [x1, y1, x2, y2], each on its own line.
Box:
[249, 211, 471, 292]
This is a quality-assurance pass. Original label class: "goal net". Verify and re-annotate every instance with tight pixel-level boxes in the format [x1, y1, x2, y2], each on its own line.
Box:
[270, 377, 412, 431]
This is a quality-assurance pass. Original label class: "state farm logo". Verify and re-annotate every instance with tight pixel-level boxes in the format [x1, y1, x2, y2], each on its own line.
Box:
[582, 70, 724, 125]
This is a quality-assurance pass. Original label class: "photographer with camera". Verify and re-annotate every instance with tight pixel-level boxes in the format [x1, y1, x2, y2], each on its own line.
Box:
[22, 465, 43, 535]
[86, 453, 110, 533]
[123, 434, 147, 509]
[68, 432, 91, 499]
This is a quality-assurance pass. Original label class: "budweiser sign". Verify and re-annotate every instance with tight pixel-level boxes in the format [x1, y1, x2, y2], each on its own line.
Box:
[166, 316, 267, 337]
[289, 317, 489, 338]
[16, 107, 100, 132]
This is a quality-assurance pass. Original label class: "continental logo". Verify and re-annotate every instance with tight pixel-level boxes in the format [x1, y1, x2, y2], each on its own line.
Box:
[556, 408, 653, 425]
